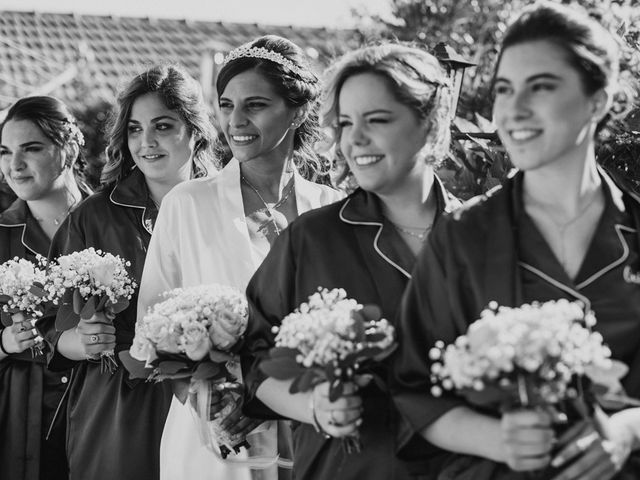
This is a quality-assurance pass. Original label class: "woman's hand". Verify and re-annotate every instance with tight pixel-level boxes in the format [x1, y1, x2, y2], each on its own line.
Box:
[310, 381, 363, 438]
[501, 408, 555, 471]
[1, 312, 42, 355]
[75, 311, 116, 357]
[550, 409, 637, 480]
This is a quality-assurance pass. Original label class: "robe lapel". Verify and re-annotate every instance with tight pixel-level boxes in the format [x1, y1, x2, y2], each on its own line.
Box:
[482, 176, 521, 308]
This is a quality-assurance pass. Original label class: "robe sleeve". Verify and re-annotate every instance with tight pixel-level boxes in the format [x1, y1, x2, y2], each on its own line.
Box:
[391, 216, 468, 457]
[136, 194, 183, 322]
[241, 226, 298, 420]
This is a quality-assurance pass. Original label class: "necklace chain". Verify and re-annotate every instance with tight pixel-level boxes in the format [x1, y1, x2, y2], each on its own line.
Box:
[388, 220, 432, 242]
[241, 174, 294, 235]
[33, 200, 76, 226]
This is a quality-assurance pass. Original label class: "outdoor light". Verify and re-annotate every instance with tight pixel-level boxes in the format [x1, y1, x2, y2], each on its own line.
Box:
[433, 42, 476, 116]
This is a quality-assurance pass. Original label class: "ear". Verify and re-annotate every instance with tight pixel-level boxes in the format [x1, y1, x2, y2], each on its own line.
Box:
[290, 105, 310, 130]
[590, 88, 612, 122]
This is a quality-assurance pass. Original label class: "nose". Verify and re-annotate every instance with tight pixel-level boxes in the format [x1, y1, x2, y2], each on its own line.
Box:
[345, 120, 369, 147]
[512, 89, 533, 120]
[9, 152, 26, 171]
[228, 107, 248, 129]
[141, 128, 157, 148]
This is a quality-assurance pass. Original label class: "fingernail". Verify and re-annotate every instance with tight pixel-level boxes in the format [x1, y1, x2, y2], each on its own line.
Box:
[551, 455, 564, 468]
[356, 419, 363, 427]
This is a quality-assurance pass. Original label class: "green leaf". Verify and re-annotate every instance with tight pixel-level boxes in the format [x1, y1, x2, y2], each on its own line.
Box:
[0, 294, 13, 303]
[360, 304, 382, 321]
[109, 298, 130, 314]
[157, 360, 190, 375]
[80, 295, 97, 320]
[118, 350, 153, 379]
[268, 347, 299, 359]
[290, 369, 323, 394]
[1, 310, 13, 327]
[72, 289, 84, 315]
[208, 350, 235, 363]
[28, 284, 47, 298]
[96, 295, 109, 312]
[193, 362, 222, 381]
[328, 379, 344, 402]
[260, 356, 306, 380]
[55, 303, 80, 331]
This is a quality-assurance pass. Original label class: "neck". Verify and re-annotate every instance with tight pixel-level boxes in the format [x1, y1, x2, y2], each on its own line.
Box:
[146, 164, 192, 207]
[378, 166, 436, 227]
[239, 155, 293, 199]
[523, 145, 601, 215]
[27, 171, 82, 224]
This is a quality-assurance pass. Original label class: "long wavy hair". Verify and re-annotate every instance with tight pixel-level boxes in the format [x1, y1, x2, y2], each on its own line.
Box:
[1, 95, 87, 185]
[102, 64, 216, 187]
[216, 35, 324, 179]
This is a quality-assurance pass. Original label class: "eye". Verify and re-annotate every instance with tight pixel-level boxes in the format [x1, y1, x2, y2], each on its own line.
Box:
[218, 101, 232, 110]
[368, 117, 389, 124]
[155, 122, 173, 131]
[127, 124, 142, 135]
[24, 145, 43, 153]
[246, 101, 267, 110]
[493, 83, 512, 96]
[531, 82, 556, 92]
[338, 119, 352, 128]
[0, 148, 9, 157]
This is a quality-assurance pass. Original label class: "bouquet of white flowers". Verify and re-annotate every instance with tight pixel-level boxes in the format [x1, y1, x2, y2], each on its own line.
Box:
[52, 248, 136, 372]
[122, 284, 258, 461]
[429, 299, 621, 411]
[260, 287, 396, 454]
[0, 256, 53, 356]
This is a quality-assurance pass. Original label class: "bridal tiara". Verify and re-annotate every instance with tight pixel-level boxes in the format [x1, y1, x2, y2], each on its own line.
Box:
[222, 46, 305, 77]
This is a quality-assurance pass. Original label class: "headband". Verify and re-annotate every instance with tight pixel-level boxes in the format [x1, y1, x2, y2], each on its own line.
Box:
[222, 45, 306, 78]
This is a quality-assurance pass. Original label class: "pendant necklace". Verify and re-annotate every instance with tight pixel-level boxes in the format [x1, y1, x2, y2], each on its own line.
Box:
[33, 200, 76, 226]
[241, 174, 294, 236]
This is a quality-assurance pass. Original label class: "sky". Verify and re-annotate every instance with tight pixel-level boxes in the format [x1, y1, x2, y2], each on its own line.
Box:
[0, 0, 393, 27]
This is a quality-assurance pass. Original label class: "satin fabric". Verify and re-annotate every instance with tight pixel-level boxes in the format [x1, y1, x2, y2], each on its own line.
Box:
[392, 170, 640, 479]
[137, 158, 342, 480]
[242, 180, 459, 480]
[43, 169, 173, 480]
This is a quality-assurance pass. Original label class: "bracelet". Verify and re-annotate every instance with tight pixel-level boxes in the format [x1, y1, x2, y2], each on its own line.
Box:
[309, 394, 331, 439]
[0, 328, 10, 356]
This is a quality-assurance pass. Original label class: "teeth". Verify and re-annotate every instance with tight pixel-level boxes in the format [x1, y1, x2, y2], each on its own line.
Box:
[143, 154, 162, 159]
[232, 135, 256, 142]
[510, 129, 540, 141]
[354, 155, 383, 166]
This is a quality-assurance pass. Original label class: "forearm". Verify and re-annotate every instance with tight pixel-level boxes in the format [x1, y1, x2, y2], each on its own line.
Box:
[255, 378, 313, 425]
[422, 406, 504, 463]
[57, 329, 86, 361]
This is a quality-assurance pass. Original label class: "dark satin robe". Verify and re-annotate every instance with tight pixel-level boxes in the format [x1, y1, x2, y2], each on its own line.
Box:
[42, 169, 172, 480]
[242, 180, 459, 480]
[0, 199, 70, 480]
[392, 171, 640, 480]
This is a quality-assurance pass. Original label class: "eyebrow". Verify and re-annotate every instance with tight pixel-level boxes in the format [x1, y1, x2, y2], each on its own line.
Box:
[219, 95, 272, 102]
[339, 109, 393, 118]
[495, 73, 563, 84]
[128, 115, 178, 124]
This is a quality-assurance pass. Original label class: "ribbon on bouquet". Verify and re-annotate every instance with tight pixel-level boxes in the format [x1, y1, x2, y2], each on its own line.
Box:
[190, 379, 293, 470]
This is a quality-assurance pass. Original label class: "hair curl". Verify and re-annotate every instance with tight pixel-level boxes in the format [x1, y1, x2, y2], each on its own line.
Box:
[102, 64, 216, 187]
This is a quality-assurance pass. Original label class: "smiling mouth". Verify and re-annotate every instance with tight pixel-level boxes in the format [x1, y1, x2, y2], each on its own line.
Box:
[353, 155, 384, 166]
[231, 135, 258, 145]
[508, 129, 542, 142]
[11, 176, 32, 182]
[141, 154, 165, 160]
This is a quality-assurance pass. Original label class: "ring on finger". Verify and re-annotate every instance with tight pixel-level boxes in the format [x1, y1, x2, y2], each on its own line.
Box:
[89, 334, 99, 344]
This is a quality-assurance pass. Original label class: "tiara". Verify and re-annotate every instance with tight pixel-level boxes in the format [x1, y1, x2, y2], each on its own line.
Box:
[222, 46, 305, 77]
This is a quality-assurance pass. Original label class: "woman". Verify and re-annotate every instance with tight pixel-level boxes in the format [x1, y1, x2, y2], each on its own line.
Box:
[0, 96, 88, 480]
[44, 64, 216, 480]
[239, 43, 459, 479]
[392, 3, 640, 479]
[137, 35, 342, 480]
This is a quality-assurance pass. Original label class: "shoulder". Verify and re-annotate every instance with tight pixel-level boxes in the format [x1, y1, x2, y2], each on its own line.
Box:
[297, 177, 344, 202]
[164, 176, 221, 205]
[69, 190, 113, 218]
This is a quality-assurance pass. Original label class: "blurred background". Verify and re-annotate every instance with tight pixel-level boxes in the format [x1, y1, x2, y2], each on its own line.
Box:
[1, 0, 638, 210]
